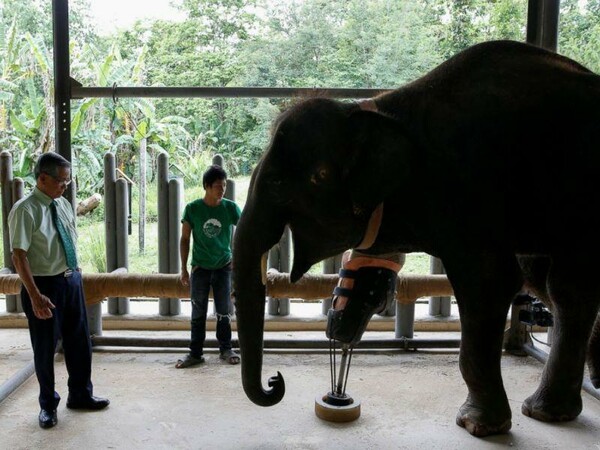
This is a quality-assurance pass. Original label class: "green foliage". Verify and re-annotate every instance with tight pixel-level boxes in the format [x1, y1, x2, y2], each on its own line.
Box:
[559, 0, 600, 73]
[2, 0, 600, 274]
[78, 221, 106, 273]
[425, 0, 527, 59]
[4, 0, 594, 190]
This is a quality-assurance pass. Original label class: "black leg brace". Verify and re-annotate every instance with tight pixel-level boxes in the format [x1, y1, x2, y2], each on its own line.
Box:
[326, 266, 397, 345]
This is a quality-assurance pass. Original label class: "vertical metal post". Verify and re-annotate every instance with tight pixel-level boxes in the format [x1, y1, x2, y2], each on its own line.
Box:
[267, 227, 291, 316]
[9, 177, 24, 313]
[104, 154, 118, 315]
[1, 152, 13, 269]
[278, 227, 291, 315]
[526, 0, 560, 51]
[11, 179, 24, 210]
[429, 257, 451, 317]
[225, 179, 235, 203]
[505, 0, 561, 350]
[138, 139, 147, 254]
[168, 178, 183, 315]
[115, 179, 130, 314]
[267, 243, 280, 315]
[322, 254, 343, 314]
[80, 171, 99, 333]
[157, 152, 171, 315]
[0, 151, 17, 312]
[52, 0, 73, 203]
[504, 301, 532, 355]
[395, 302, 415, 339]
[212, 154, 224, 167]
[225, 178, 236, 315]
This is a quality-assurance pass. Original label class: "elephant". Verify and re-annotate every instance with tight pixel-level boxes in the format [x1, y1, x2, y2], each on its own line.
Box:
[232, 39, 600, 437]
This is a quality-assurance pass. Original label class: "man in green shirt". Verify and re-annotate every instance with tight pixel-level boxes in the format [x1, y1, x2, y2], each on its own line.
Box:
[176, 165, 241, 368]
[8, 152, 109, 429]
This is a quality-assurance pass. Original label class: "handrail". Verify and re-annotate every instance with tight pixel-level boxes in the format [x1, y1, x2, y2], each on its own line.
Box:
[0, 271, 453, 305]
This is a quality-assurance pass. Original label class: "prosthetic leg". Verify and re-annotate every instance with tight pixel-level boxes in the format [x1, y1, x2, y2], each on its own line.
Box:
[315, 252, 401, 422]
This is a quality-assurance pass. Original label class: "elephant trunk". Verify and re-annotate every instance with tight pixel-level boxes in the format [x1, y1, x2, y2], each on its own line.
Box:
[233, 202, 286, 406]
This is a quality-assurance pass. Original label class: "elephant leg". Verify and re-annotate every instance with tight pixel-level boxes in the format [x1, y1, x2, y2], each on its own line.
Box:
[443, 252, 523, 437]
[520, 256, 600, 393]
[522, 255, 600, 421]
[588, 314, 600, 388]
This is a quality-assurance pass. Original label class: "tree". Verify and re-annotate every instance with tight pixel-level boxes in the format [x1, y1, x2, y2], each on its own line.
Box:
[559, 0, 600, 73]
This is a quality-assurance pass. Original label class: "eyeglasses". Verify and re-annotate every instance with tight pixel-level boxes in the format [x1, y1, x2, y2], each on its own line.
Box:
[43, 171, 72, 186]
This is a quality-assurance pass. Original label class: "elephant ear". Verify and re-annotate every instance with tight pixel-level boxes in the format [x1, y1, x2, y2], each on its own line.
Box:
[345, 110, 415, 215]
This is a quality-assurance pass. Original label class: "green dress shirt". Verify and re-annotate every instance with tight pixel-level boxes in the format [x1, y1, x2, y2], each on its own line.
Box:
[8, 187, 78, 276]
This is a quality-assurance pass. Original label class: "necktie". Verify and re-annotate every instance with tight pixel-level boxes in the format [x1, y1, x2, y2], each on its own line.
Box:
[49, 200, 78, 269]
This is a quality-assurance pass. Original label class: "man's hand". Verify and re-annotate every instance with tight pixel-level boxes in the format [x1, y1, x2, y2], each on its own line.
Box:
[11, 248, 54, 320]
[180, 268, 190, 286]
[30, 293, 55, 320]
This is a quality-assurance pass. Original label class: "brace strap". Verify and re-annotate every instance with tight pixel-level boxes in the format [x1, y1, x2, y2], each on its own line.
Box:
[333, 286, 353, 297]
[355, 203, 384, 250]
[334, 256, 402, 305]
[338, 269, 357, 279]
[353, 99, 383, 251]
[357, 99, 378, 112]
[343, 256, 401, 273]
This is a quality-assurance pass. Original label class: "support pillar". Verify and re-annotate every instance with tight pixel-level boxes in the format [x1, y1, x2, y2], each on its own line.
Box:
[1, 152, 20, 312]
[395, 302, 415, 339]
[52, 0, 74, 203]
[268, 227, 291, 316]
[321, 254, 343, 314]
[526, 0, 560, 51]
[158, 152, 171, 315]
[104, 153, 117, 316]
[505, 0, 561, 350]
[115, 179, 130, 314]
[168, 178, 183, 315]
[428, 257, 451, 317]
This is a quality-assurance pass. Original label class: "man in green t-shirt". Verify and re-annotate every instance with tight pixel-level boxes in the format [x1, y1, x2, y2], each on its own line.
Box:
[176, 165, 242, 368]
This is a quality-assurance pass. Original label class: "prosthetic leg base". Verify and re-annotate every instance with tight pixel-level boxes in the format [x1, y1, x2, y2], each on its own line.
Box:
[315, 393, 361, 423]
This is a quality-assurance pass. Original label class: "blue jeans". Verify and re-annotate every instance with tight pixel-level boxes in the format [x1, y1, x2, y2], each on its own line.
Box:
[189, 264, 233, 357]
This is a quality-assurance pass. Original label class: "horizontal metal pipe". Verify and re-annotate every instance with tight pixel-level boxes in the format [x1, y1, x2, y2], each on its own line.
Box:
[266, 270, 453, 303]
[0, 361, 35, 405]
[72, 86, 387, 100]
[0, 271, 454, 305]
[523, 343, 600, 401]
[91, 335, 461, 350]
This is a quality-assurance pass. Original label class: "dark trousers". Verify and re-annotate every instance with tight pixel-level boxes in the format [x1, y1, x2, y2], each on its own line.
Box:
[21, 270, 93, 411]
[189, 264, 233, 356]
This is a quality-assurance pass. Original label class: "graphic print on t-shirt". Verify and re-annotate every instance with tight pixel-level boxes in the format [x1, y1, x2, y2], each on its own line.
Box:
[203, 218, 222, 238]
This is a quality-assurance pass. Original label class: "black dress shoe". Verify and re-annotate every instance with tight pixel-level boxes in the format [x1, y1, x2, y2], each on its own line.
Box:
[39, 409, 57, 429]
[66, 395, 110, 410]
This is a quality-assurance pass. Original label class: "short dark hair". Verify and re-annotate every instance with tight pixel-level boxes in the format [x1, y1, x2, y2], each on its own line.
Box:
[202, 165, 227, 189]
[34, 152, 71, 179]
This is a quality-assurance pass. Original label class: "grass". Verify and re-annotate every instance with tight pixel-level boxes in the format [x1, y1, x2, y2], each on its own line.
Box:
[75, 175, 433, 276]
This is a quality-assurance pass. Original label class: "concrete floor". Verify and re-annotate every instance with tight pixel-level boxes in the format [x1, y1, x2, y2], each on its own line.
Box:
[1, 329, 600, 450]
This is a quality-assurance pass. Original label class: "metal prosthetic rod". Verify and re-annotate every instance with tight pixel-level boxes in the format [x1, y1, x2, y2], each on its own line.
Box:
[331, 343, 353, 402]
[315, 255, 399, 422]
[315, 341, 361, 423]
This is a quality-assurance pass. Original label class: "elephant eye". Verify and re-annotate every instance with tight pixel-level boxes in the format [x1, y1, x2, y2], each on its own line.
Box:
[310, 167, 329, 185]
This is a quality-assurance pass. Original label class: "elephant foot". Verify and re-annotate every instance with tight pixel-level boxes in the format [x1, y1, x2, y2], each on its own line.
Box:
[521, 392, 582, 422]
[455, 400, 512, 437]
[588, 361, 600, 389]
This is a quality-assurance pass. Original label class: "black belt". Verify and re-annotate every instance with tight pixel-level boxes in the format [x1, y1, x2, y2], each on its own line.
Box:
[62, 268, 80, 277]
[33, 269, 80, 279]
